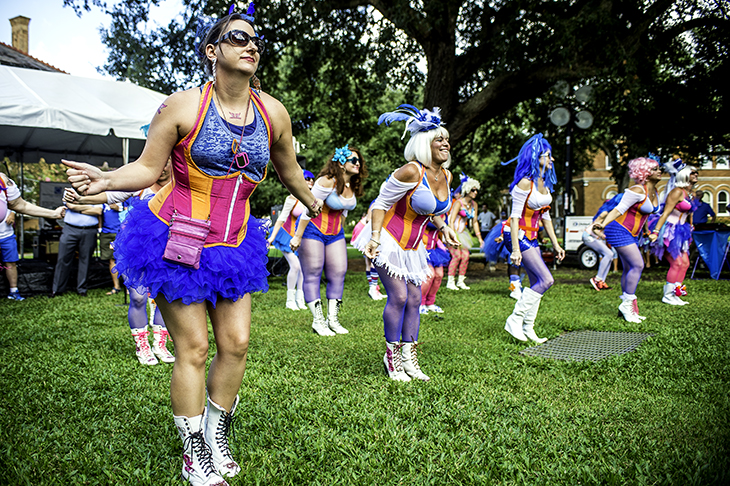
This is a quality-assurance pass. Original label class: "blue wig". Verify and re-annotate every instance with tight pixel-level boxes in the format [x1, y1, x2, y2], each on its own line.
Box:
[502, 134, 557, 192]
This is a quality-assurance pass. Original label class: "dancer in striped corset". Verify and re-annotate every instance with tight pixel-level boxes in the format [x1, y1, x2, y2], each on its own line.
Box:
[502, 134, 565, 344]
[291, 145, 367, 336]
[446, 176, 483, 290]
[649, 158, 698, 305]
[267, 169, 315, 310]
[593, 157, 661, 323]
[354, 104, 459, 382]
[64, 5, 323, 484]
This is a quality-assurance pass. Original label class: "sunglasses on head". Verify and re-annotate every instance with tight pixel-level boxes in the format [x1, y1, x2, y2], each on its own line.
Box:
[216, 30, 266, 54]
[346, 156, 360, 166]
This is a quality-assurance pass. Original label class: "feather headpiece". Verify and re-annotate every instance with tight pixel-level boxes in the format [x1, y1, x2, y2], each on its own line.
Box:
[378, 104, 444, 139]
[332, 144, 352, 165]
[660, 157, 687, 204]
[452, 172, 469, 197]
[647, 152, 661, 164]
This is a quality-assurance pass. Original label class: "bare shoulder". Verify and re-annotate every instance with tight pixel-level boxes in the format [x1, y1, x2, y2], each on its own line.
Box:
[393, 162, 420, 184]
[256, 91, 289, 122]
[516, 178, 532, 191]
[318, 176, 336, 189]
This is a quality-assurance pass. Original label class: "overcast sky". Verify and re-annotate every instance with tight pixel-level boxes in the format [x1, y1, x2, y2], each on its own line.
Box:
[0, 0, 182, 80]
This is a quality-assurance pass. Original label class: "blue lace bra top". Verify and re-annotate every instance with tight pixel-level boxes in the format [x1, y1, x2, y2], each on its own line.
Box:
[190, 94, 270, 181]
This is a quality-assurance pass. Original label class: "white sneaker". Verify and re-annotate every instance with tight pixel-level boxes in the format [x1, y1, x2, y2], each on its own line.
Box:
[419, 305, 429, 315]
[426, 305, 444, 314]
[446, 276, 459, 291]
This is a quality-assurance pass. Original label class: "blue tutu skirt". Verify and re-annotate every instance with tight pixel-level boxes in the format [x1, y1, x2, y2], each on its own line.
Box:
[427, 248, 451, 267]
[113, 198, 269, 307]
[650, 221, 692, 260]
[272, 228, 295, 254]
[482, 225, 509, 262]
[604, 221, 638, 248]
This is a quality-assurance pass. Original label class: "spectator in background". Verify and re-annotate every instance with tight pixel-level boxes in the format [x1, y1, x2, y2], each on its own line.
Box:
[1, 172, 65, 300]
[692, 190, 716, 228]
[477, 204, 496, 234]
[101, 202, 123, 295]
[51, 199, 103, 297]
[1, 211, 24, 300]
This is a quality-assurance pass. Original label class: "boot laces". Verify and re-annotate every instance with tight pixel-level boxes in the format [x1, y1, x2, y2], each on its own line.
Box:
[215, 409, 236, 460]
[390, 343, 405, 372]
[183, 430, 217, 476]
[409, 342, 422, 371]
[134, 330, 153, 354]
[631, 299, 640, 315]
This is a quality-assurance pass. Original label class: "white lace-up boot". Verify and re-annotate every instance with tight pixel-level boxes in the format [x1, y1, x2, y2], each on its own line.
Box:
[295, 289, 307, 310]
[383, 341, 411, 381]
[327, 299, 349, 334]
[205, 396, 240, 478]
[521, 288, 547, 343]
[151, 324, 176, 363]
[401, 342, 430, 381]
[131, 328, 158, 365]
[504, 293, 530, 342]
[618, 294, 643, 323]
[286, 289, 300, 311]
[446, 276, 459, 291]
[174, 413, 228, 486]
[307, 299, 335, 336]
[456, 275, 470, 290]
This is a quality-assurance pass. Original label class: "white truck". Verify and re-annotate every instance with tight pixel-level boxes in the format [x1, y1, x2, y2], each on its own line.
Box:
[564, 216, 600, 269]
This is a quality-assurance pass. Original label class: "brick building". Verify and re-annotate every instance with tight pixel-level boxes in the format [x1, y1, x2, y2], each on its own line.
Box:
[572, 150, 730, 218]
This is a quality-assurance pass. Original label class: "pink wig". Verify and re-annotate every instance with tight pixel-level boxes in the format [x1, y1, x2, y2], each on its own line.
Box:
[628, 157, 659, 184]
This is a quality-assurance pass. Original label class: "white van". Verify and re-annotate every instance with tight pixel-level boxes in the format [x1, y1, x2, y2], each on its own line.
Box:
[564, 216, 600, 269]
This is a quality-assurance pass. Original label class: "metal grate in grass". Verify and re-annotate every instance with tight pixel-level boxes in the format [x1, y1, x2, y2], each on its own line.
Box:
[519, 330, 653, 362]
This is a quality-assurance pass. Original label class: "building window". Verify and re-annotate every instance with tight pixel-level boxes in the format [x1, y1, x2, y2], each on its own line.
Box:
[716, 156, 729, 170]
[605, 154, 612, 170]
[699, 155, 713, 169]
[718, 190, 729, 216]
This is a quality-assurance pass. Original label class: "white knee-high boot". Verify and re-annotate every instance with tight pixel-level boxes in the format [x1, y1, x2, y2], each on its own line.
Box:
[504, 292, 530, 342]
[205, 396, 240, 478]
[456, 275, 470, 290]
[285, 289, 299, 311]
[295, 289, 307, 310]
[174, 413, 228, 486]
[307, 299, 335, 336]
[521, 288, 547, 343]
[446, 275, 459, 290]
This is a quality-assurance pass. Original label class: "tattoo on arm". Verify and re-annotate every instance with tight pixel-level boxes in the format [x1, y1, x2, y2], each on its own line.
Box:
[157, 103, 168, 114]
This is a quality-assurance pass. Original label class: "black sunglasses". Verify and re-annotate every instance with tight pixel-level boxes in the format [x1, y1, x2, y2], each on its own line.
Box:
[304, 177, 314, 182]
[216, 30, 265, 54]
[346, 156, 360, 166]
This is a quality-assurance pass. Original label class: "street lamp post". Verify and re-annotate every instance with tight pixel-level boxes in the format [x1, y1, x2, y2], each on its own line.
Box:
[549, 84, 594, 245]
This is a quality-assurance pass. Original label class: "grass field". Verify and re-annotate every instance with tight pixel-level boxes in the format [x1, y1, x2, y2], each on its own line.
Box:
[1, 263, 729, 485]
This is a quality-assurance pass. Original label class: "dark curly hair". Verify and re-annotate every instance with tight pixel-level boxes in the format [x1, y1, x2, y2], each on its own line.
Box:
[317, 146, 368, 198]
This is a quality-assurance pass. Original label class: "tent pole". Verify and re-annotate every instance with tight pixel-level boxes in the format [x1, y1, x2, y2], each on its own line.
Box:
[19, 158, 24, 260]
[123, 138, 129, 165]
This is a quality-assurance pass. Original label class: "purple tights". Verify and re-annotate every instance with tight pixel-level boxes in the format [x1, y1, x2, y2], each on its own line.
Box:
[615, 243, 644, 294]
[376, 266, 421, 343]
[299, 237, 348, 302]
[521, 247, 555, 295]
[128, 287, 165, 330]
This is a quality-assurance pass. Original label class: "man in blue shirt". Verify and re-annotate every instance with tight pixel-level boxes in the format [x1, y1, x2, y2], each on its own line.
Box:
[51, 195, 102, 297]
[692, 190, 716, 227]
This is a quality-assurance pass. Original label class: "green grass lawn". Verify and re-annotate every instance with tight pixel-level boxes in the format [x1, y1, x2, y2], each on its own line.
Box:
[1, 266, 728, 485]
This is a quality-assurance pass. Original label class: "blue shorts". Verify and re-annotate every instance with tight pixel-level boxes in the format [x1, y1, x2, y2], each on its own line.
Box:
[0, 234, 19, 263]
[517, 235, 541, 253]
[302, 223, 345, 246]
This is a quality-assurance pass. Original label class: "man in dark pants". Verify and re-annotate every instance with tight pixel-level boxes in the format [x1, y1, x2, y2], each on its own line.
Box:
[51, 199, 102, 297]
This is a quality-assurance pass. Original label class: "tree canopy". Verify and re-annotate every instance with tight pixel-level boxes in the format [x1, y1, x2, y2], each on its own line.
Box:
[65, 0, 729, 215]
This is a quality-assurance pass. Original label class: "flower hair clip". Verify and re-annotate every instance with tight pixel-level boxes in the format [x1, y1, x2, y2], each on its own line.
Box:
[647, 152, 661, 163]
[378, 104, 444, 139]
[332, 144, 352, 165]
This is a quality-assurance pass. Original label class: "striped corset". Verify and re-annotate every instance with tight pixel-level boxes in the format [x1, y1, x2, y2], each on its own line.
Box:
[615, 192, 650, 237]
[519, 205, 550, 241]
[383, 189, 432, 251]
[148, 83, 272, 248]
[310, 205, 344, 235]
[281, 201, 301, 236]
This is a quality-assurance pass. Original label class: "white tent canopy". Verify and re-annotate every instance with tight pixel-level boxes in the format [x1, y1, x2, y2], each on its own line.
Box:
[0, 65, 168, 166]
